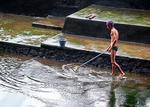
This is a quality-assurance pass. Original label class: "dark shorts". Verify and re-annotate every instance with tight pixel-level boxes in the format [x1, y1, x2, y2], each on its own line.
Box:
[112, 46, 118, 51]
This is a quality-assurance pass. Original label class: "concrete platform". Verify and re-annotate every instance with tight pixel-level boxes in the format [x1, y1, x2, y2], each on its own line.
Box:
[32, 22, 63, 30]
[63, 5, 150, 44]
[42, 33, 150, 61]
[32, 17, 64, 30]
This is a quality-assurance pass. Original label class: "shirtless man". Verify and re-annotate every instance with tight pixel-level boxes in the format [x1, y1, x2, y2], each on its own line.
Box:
[106, 21, 125, 77]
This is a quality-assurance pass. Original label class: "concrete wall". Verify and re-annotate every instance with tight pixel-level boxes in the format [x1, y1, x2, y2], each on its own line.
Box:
[63, 17, 150, 44]
[0, 41, 149, 75]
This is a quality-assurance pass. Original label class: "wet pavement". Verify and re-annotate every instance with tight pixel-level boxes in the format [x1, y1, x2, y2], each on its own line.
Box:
[0, 13, 149, 60]
[43, 33, 150, 60]
[0, 12, 150, 107]
[0, 53, 150, 107]
[32, 16, 64, 28]
[0, 13, 60, 46]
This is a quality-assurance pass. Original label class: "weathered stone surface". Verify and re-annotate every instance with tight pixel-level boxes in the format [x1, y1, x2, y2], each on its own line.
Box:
[63, 16, 150, 44]
[0, 41, 149, 75]
[29, 49, 39, 57]
[32, 22, 63, 30]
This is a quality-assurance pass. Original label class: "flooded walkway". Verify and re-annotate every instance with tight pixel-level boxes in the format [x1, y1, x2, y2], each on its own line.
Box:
[0, 13, 61, 46]
[0, 53, 150, 107]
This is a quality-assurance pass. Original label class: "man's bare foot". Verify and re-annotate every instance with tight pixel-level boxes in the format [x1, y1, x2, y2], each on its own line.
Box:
[119, 73, 125, 77]
[111, 72, 115, 76]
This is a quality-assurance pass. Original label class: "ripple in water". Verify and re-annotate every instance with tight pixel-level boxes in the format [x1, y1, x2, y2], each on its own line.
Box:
[0, 57, 113, 107]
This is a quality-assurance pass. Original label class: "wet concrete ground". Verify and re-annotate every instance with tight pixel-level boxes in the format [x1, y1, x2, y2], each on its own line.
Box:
[73, 5, 150, 26]
[33, 16, 64, 28]
[0, 12, 150, 107]
[0, 13, 61, 46]
[0, 53, 150, 107]
[0, 13, 149, 60]
[43, 33, 150, 60]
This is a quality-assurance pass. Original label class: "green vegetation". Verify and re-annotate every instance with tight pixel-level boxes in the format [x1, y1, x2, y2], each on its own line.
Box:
[109, 90, 116, 107]
[124, 90, 138, 107]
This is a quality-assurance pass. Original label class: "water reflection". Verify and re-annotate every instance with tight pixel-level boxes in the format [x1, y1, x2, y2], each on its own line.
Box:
[109, 76, 150, 107]
[0, 55, 149, 107]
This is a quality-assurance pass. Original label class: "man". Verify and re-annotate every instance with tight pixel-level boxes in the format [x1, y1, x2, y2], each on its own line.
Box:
[106, 21, 125, 77]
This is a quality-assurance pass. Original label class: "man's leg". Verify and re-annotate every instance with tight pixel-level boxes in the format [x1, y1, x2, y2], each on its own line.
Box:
[111, 50, 116, 76]
[114, 62, 125, 76]
[112, 50, 125, 76]
[111, 63, 116, 76]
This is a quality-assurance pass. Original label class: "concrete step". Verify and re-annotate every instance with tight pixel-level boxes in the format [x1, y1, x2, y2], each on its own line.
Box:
[42, 33, 150, 61]
[63, 5, 150, 44]
[32, 22, 63, 30]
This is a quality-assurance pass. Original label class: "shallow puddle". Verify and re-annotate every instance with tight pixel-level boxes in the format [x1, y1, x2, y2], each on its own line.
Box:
[0, 13, 60, 46]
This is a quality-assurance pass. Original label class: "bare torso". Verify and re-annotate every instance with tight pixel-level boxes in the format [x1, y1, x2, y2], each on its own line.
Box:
[110, 28, 119, 47]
